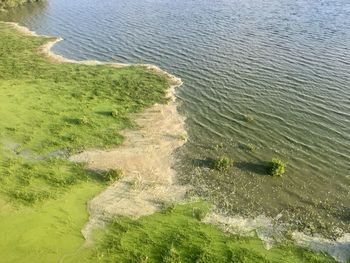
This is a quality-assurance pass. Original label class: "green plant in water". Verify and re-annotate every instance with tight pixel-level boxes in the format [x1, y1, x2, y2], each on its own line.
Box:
[267, 158, 286, 176]
[213, 156, 233, 172]
[246, 143, 256, 152]
[243, 114, 254, 123]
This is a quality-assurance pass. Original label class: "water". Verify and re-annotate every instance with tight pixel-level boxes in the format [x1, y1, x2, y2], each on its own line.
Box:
[1, 0, 349, 236]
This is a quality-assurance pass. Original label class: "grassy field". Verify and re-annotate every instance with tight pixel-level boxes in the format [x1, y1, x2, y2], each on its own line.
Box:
[0, 23, 336, 262]
[0, 22, 169, 205]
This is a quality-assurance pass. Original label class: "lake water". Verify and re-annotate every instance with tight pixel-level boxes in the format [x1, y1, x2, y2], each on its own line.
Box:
[1, 0, 349, 236]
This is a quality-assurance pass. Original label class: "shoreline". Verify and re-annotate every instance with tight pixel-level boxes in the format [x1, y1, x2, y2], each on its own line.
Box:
[5, 22, 182, 85]
[5, 21, 189, 239]
[4, 21, 349, 262]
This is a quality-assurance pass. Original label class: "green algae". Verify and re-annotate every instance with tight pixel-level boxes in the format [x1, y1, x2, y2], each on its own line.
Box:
[0, 182, 103, 262]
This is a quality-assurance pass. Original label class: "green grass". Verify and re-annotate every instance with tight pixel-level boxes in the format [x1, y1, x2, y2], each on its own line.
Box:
[65, 203, 335, 263]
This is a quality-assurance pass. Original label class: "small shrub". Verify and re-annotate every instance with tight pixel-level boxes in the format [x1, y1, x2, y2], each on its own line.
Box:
[111, 110, 119, 118]
[267, 158, 286, 176]
[79, 116, 89, 125]
[193, 207, 207, 221]
[102, 168, 123, 183]
[161, 202, 176, 214]
[213, 156, 233, 172]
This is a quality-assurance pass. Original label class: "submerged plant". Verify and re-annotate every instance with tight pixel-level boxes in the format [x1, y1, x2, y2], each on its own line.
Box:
[213, 156, 233, 172]
[246, 143, 256, 152]
[267, 158, 286, 176]
[243, 114, 254, 123]
[214, 142, 224, 151]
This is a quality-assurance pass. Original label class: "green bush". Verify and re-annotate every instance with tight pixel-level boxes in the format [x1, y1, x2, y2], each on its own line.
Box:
[193, 207, 207, 221]
[111, 110, 119, 118]
[267, 158, 286, 176]
[213, 156, 233, 172]
[161, 202, 176, 214]
[102, 168, 123, 183]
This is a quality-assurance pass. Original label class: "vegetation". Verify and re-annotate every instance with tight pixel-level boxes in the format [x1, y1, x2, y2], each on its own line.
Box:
[100, 168, 123, 183]
[243, 114, 254, 123]
[0, 0, 39, 10]
[0, 22, 169, 204]
[213, 155, 233, 171]
[267, 158, 286, 176]
[79, 203, 335, 263]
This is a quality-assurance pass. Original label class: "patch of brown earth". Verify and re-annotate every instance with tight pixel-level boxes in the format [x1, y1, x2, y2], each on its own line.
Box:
[70, 86, 188, 239]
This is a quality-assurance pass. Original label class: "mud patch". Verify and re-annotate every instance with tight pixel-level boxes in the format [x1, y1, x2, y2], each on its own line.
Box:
[70, 86, 188, 239]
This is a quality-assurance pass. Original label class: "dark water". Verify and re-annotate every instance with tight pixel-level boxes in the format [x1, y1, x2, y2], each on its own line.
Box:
[1, 0, 349, 236]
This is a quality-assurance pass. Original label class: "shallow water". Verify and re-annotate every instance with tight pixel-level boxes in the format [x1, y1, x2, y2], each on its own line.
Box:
[1, 0, 349, 235]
